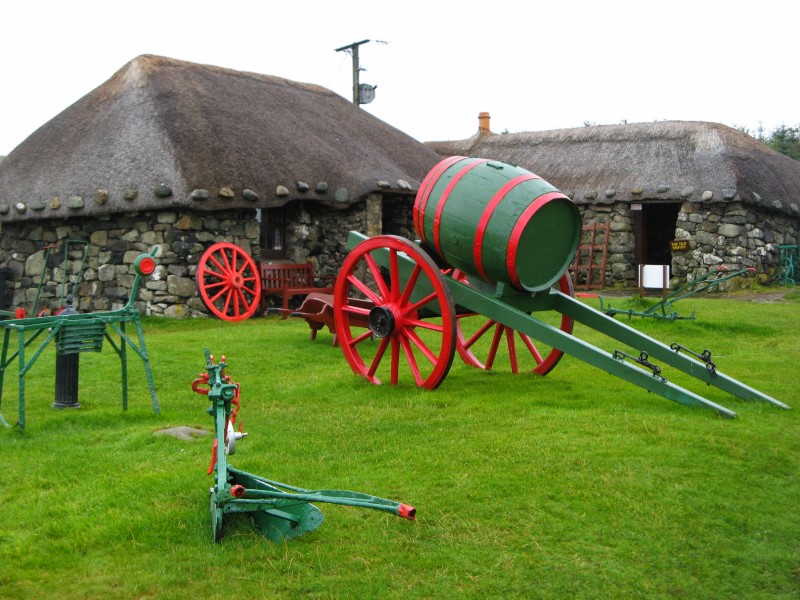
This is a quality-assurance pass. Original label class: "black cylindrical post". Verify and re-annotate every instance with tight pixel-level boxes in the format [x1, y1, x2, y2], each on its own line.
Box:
[52, 295, 81, 409]
[53, 352, 80, 409]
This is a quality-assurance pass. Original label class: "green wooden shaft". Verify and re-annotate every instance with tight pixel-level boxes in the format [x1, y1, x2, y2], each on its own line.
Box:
[446, 278, 737, 417]
[548, 292, 788, 409]
[0, 329, 8, 427]
[214, 397, 229, 492]
[17, 331, 25, 429]
[120, 325, 128, 412]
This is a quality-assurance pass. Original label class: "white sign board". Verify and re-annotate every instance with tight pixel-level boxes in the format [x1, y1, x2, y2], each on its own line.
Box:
[640, 264, 670, 289]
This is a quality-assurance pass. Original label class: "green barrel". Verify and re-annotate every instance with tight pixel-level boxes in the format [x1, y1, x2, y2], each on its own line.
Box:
[413, 156, 581, 292]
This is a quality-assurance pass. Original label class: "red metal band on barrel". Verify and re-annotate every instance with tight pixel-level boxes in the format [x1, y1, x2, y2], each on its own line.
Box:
[472, 173, 538, 281]
[413, 156, 466, 245]
[432, 159, 487, 255]
[507, 191, 569, 289]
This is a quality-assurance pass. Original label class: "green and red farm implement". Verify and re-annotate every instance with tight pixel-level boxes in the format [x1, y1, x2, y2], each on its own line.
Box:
[0, 247, 161, 430]
[193, 349, 415, 543]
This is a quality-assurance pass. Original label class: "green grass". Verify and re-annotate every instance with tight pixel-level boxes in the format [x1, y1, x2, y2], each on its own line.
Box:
[1, 294, 799, 599]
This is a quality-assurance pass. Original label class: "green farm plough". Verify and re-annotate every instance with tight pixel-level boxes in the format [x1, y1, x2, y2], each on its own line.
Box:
[194, 349, 415, 543]
[599, 266, 756, 320]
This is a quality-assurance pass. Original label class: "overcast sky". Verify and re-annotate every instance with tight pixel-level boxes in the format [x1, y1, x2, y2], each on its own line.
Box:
[1, 0, 795, 156]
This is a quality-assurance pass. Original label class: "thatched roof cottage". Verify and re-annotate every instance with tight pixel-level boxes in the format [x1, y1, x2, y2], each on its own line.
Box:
[0, 55, 440, 316]
[429, 115, 800, 288]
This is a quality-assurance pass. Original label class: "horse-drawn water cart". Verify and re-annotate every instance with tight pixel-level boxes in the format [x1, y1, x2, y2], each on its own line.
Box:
[328, 157, 789, 419]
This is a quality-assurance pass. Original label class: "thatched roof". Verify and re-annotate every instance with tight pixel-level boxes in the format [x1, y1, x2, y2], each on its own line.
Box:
[0, 54, 441, 223]
[427, 121, 800, 217]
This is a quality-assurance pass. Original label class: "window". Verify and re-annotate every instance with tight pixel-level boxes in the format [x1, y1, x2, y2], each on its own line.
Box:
[260, 207, 286, 259]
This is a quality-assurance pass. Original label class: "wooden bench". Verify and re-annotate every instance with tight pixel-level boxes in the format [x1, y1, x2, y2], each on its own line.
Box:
[260, 262, 336, 315]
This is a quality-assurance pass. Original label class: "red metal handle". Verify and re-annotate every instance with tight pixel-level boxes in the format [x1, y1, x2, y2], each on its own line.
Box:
[398, 504, 416, 520]
[192, 373, 210, 395]
[206, 439, 218, 475]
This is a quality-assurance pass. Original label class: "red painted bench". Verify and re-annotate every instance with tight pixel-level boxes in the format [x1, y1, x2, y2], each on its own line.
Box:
[260, 262, 335, 315]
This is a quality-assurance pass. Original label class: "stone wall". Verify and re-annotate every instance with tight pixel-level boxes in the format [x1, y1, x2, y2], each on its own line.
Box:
[275, 195, 411, 275]
[576, 204, 637, 285]
[5, 198, 792, 316]
[673, 202, 798, 287]
[0, 202, 371, 318]
[276, 200, 366, 279]
[382, 196, 416, 240]
[0, 209, 260, 318]
[577, 201, 799, 289]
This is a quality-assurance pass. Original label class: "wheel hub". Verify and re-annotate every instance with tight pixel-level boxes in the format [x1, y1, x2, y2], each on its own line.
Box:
[368, 306, 396, 338]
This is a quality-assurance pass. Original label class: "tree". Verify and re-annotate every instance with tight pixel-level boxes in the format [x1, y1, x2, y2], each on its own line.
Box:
[767, 124, 800, 161]
[738, 122, 800, 161]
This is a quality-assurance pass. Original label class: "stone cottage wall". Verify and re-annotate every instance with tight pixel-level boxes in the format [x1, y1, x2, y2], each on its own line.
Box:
[277, 200, 366, 279]
[276, 196, 411, 277]
[577, 202, 798, 289]
[4, 199, 792, 315]
[674, 202, 799, 288]
[576, 203, 637, 285]
[0, 203, 371, 318]
[382, 197, 416, 240]
[0, 209, 260, 318]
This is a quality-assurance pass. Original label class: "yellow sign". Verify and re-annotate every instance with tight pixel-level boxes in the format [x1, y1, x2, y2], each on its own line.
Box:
[670, 240, 689, 252]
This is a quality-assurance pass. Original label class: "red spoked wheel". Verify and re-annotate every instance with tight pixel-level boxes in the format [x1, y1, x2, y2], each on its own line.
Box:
[197, 242, 262, 322]
[334, 235, 457, 389]
[454, 271, 575, 376]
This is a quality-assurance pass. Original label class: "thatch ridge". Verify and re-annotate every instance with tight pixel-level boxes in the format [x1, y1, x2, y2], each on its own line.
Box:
[0, 54, 441, 222]
[427, 121, 800, 217]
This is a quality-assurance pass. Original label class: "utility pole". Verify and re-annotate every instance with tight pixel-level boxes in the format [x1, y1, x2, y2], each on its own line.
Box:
[334, 39, 372, 106]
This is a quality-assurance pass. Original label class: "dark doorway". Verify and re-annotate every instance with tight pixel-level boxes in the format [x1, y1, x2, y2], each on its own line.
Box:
[637, 202, 681, 265]
[381, 197, 415, 239]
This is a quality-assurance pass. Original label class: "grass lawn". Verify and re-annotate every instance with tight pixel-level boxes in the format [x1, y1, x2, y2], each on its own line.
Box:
[1, 291, 798, 599]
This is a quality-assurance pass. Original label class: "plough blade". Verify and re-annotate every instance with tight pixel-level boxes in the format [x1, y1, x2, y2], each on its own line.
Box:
[226, 467, 326, 542]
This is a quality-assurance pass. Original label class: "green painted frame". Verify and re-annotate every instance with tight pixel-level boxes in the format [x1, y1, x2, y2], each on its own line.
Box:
[0, 247, 161, 430]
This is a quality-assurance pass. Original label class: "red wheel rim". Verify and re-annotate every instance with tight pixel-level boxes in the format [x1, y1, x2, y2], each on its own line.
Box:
[454, 271, 574, 375]
[196, 242, 262, 322]
[333, 235, 457, 389]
